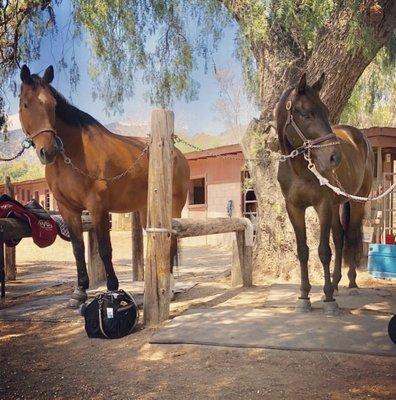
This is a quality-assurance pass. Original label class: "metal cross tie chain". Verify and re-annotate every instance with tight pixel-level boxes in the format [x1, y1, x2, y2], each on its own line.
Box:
[7, 126, 149, 182]
[60, 139, 149, 182]
[0, 138, 33, 161]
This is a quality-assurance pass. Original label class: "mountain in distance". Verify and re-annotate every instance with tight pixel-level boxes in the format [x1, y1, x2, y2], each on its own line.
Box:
[105, 118, 245, 152]
[1, 115, 245, 182]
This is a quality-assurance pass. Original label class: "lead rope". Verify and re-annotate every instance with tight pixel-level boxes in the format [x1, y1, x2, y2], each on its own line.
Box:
[304, 151, 396, 202]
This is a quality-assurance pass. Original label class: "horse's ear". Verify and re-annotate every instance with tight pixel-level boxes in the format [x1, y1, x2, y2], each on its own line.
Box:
[43, 65, 54, 84]
[297, 73, 307, 94]
[20, 65, 32, 84]
[312, 73, 325, 92]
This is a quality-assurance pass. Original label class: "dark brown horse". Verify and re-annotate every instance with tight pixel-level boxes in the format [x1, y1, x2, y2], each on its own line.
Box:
[276, 73, 374, 314]
[19, 65, 190, 307]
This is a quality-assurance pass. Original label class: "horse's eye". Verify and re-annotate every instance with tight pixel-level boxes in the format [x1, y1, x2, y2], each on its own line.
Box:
[24, 103, 28, 109]
[298, 110, 311, 119]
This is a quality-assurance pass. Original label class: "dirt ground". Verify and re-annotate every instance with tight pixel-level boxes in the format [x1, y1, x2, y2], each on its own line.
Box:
[0, 233, 395, 400]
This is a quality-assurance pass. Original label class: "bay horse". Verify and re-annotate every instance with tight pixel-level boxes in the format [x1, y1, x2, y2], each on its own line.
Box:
[18, 65, 190, 307]
[276, 73, 374, 314]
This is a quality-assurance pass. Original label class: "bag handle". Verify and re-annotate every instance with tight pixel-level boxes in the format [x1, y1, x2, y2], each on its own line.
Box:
[97, 299, 110, 339]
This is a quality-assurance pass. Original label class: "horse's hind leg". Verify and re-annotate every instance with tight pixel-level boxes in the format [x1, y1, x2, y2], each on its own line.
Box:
[331, 206, 344, 294]
[91, 211, 119, 291]
[286, 203, 311, 311]
[344, 202, 365, 289]
[58, 202, 89, 308]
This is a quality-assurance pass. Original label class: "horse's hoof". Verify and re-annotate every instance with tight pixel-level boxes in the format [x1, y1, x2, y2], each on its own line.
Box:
[107, 279, 119, 291]
[323, 300, 339, 316]
[295, 298, 311, 313]
[69, 287, 87, 308]
[68, 298, 83, 309]
[348, 288, 360, 296]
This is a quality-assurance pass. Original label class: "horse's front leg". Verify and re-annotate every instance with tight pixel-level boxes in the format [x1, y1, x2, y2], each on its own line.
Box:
[58, 202, 89, 308]
[91, 210, 119, 291]
[315, 202, 339, 315]
[286, 203, 311, 312]
[331, 205, 344, 294]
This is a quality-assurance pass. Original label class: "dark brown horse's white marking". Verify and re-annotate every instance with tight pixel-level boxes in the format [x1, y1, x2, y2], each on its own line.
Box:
[18, 65, 190, 307]
[276, 73, 374, 315]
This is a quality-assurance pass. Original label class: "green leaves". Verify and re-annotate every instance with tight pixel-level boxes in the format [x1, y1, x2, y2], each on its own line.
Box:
[72, 0, 227, 110]
[341, 45, 396, 127]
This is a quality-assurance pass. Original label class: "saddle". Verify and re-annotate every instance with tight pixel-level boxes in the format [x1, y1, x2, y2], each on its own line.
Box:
[0, 194, 70, 247]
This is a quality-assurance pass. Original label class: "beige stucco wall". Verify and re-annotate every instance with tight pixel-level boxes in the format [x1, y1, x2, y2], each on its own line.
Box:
[181, 181, 242, 247]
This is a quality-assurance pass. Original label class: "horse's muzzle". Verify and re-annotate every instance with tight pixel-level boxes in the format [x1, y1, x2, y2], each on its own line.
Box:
[37, 135, 63, 165]
[38, 147, 58, 165]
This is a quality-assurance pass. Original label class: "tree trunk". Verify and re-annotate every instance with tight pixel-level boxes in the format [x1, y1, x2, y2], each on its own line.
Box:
[244, 0, 396, 277]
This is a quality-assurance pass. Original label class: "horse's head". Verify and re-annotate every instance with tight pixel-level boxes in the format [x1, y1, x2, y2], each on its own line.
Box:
[19, 65, 62, 165]
[277, 73, 341, 173]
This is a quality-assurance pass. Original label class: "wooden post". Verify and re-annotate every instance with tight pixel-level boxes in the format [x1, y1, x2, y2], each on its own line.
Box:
[86, 230, 106, 287]
[4, 176, 16, 281]
[376, 147, 383, 243]
[0, 240, 5, 300]
[132, 211, 144, 281]
[144, 109, 174, 326]
[231, 219, 253, 287]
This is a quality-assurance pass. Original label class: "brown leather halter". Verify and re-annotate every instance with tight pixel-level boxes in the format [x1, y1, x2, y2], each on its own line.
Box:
[282, 99, 339, 160]
[23, 127, 64, 153]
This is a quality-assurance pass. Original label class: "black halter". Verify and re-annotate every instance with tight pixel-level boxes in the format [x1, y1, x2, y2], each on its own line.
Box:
[282, 100, 339, 159]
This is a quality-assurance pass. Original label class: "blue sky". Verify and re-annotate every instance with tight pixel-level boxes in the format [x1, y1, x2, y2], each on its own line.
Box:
[4, 1, 257, 135]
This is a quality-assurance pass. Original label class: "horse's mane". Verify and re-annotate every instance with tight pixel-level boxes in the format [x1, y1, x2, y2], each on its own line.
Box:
[30, 74, 101, 128]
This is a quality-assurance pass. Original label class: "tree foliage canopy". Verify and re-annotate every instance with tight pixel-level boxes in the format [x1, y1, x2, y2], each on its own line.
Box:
[0, 1, 395, 125]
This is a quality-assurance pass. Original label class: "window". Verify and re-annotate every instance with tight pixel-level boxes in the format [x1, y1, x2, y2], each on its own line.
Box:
[27, 190, 31, 201]
[45, 190, 50, 210]
[242, 170, 257, 222]
[34, 191, 39, 201]
[189, 178, 206, 205]
[21, 189, 25, 202]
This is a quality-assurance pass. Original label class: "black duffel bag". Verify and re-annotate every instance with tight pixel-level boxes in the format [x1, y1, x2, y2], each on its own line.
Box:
[83, 290, 139, 339]
[389, 314, 396, 344]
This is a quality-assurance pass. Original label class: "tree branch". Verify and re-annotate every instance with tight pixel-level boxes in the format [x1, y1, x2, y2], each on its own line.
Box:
[307, 0, 396, 122]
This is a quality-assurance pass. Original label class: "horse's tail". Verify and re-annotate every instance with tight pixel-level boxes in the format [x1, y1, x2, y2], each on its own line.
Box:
[342, 201, 364, 269]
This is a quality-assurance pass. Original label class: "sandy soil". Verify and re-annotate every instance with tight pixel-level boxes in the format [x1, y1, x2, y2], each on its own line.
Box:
[0, 232, 395, 400]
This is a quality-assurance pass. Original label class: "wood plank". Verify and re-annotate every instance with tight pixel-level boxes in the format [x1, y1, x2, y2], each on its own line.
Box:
[132, 211, 144, 281]
[144, 109, 174, 326]
[231, 219, 254, 287]
[86, 230, 107, 287]
[172, 217, 247, 238]
[0, 240, 4, 299]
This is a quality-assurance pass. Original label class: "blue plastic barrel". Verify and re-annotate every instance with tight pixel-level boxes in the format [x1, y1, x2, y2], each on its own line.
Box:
[368, 244, 396, 279]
